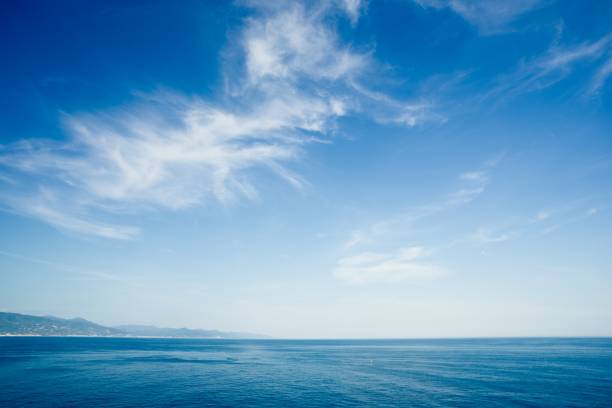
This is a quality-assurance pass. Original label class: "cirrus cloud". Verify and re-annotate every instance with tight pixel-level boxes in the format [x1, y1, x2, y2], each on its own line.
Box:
[0, 1, 435, 239]
[333, 246, 446, 284]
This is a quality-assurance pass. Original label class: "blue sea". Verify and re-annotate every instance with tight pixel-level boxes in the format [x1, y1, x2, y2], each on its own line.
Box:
[1, 337, 611, 407]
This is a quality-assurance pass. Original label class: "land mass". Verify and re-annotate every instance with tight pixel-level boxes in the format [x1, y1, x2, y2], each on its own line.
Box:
[0, 312, 267, 339]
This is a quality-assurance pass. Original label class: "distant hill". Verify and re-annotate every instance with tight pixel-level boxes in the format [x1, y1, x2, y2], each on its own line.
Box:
[0, 312, 267, 339]
[113, 325, 266, 339]
[0, 312, 121, 336]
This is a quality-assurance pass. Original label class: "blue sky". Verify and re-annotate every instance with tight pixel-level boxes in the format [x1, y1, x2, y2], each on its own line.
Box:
[1, 0, 611, 338]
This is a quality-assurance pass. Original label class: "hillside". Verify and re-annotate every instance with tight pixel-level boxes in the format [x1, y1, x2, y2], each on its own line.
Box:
[0, 312, 266, 338]
[0, 312, 122, 336]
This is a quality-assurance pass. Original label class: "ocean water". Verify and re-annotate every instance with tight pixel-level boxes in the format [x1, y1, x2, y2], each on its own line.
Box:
[1, 338, 611, 407]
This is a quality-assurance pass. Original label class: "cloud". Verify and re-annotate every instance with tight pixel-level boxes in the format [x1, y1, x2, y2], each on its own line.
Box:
[0, 93, 317, 238]
[333, 158, 501, 284]
[0, 1, 432, 239]
[446, 167, 490, 205]
[460, 171, 486, 181]
[346, 80, 443, 127]
[414, 0, 544, 34]
[586, 55, 612, 96]
[341, 159, 498, 251]
[242, 5, 367, 84]
[338, 0, 365, 25]
[467, 228, 519, 245]
[488, 33, 612, 101]
[343, 230, 367, 250]
[333, 246, 445, 284]
[491, 200, 604, 239]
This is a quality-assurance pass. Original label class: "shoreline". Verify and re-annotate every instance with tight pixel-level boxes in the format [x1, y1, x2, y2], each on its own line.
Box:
[0, 334, 240, 339]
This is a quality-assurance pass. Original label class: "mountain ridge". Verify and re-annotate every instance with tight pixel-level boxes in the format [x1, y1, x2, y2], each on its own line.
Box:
[0, 312, 267, 339]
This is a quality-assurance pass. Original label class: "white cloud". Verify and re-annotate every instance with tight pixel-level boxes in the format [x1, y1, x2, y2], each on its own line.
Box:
[0, 1, 432, 239]
[585, 207, 599, 217]
[491, 201, 603, 239]
[341, 159, 498, 251]
[243, 5, 367, 83]
[0, 94, 320, 238]
[468, 228, 519, 245]
[460, 171, 486, 181]
[342, 230, 367, 250]
[338, 0, 364, 25]
[415, 0, 544, 34]
[332, 159, 501, 285]
[333, 246, 445, 284]
[446, 167, 489, 205]
[346, 80, 443, 127]
[445, 186, 487, 206]
[489, 33, 612, 101]
[586, 55, 612, 96]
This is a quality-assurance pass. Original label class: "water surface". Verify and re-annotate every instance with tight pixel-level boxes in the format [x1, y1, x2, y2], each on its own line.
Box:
[1, 337, 611, 407]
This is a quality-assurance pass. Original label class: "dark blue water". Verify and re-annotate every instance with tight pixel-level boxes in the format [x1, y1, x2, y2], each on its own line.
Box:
[1, 338, 611, 407]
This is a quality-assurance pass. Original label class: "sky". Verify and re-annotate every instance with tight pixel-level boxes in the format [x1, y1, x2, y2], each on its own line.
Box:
[0, 0, 611, 338]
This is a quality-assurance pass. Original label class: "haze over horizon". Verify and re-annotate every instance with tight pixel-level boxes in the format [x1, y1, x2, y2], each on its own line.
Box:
[1, 0, 611, 339]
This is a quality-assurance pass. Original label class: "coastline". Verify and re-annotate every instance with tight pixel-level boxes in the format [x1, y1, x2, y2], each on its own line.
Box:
[0, 334, 229, 339]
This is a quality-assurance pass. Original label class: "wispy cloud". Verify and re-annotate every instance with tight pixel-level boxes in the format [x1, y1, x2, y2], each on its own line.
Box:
[586, 55, 612, 96]
[467, 228, 520, 245]
[340, 158, 498, 250]
[460, 171, 486, 181]
[338, 0, 365, 25]
[334, 158, 501, 285]
[585, 207, 599, 217]
[488, 33, 612, 101]
[333, 246, 445, 284]
[446, 169, 489, 205]
[343, 230, 367, 250]
[535, 210, 551, 221]
[473, 199, 606, 241]
[414, 0, 545, 35]
[242, 3, 367, 84]
[536, 202, 605, 235]
[0, 1, 433, 239]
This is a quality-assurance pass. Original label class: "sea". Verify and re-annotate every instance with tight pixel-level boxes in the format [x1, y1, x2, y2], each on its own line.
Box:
[1, 337, 611, 407]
